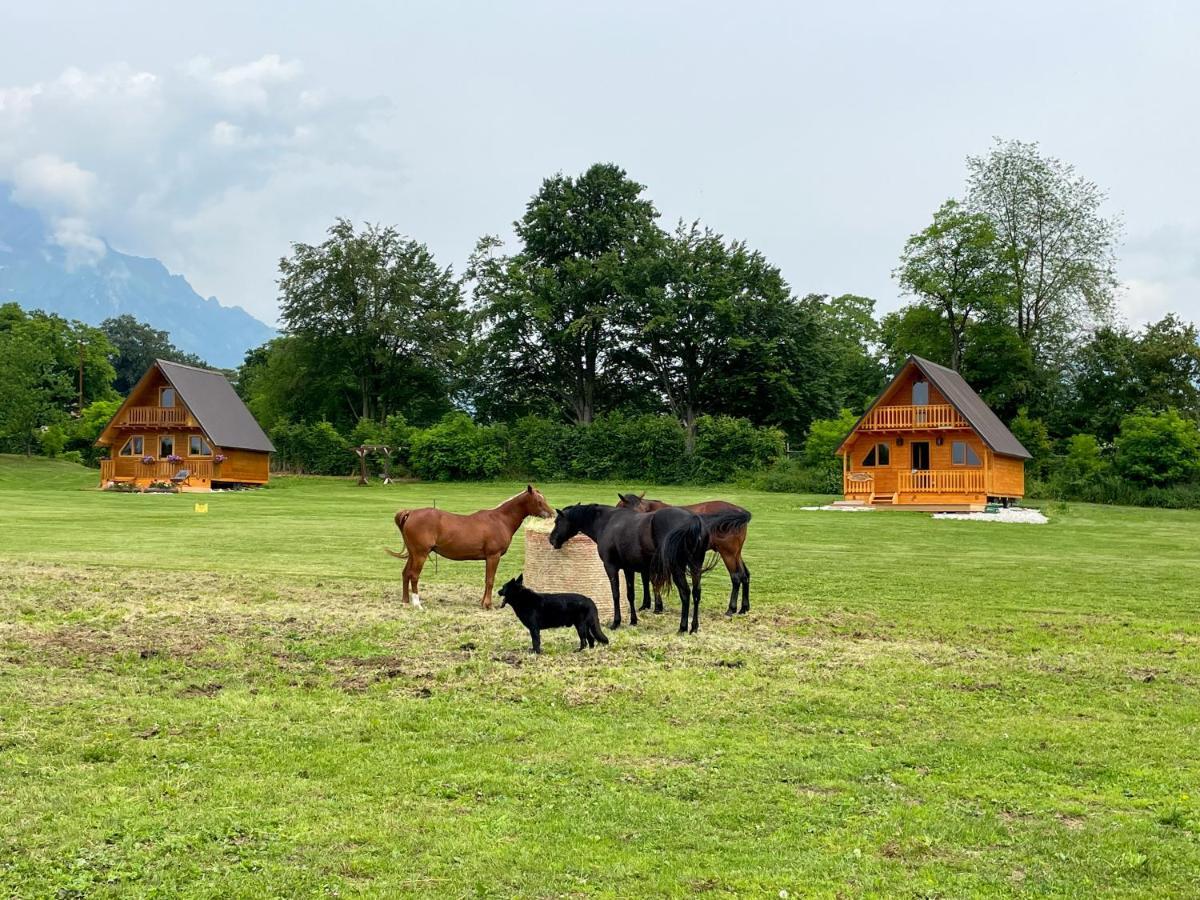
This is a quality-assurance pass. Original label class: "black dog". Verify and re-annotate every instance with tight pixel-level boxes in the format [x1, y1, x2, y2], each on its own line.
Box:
[498, 575, 609, 654]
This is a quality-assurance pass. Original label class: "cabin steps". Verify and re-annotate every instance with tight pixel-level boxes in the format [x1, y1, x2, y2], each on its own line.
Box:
[829, 500, 867, 509]
[871, 493, 896, 506]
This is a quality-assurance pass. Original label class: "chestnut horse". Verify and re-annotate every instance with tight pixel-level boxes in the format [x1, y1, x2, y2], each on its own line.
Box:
[617, 492, 752, 616]
[385, 485, 553, 608]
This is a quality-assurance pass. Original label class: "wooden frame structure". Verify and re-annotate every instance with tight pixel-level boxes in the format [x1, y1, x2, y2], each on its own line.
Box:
[836, 356, 1030, 511]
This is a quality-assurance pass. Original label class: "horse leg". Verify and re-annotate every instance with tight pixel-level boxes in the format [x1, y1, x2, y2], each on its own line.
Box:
[481, 553, 500, 609]
[407, 551, 428, 608]
[738, 561, 751, 614]
[400, 558, 412, 604]
[638, 568, 652, 611]
[721, 546, 740, 616]
[625, 569, 638, 627]
[673, 571, 691, 633]
[605, 563, 622, 629]
[690, 562, 702, 634]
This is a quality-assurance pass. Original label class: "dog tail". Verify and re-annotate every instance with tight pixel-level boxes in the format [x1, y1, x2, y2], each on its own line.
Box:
[384, 510, 412, 559]
[590, 605, 609, 645]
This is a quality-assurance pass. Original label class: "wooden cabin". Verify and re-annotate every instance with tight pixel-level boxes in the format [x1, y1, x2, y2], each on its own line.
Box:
[96, 359, 274, 491]
[837, 355, 1030, 510]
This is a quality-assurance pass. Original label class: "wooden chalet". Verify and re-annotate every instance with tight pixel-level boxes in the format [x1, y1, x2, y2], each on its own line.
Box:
[837, 355, 1030, 510]
[96, 359, 274, 491]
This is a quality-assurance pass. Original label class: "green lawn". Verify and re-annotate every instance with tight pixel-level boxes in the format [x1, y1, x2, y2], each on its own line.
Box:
[1, 454, 1198, 897]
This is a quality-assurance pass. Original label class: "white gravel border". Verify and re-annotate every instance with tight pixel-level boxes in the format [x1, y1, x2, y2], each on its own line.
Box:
[932, 508, 1048, 524]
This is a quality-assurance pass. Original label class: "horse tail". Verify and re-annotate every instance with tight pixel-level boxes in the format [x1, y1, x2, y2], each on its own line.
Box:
[384, 510, 412, 559]
[702, 509, 751, 539]
[698, 510, 751, 572]
[652, 514, 710, 593]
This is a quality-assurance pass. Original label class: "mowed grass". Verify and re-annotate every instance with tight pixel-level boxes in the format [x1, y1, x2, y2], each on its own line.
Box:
[1, 455, 1199, 897]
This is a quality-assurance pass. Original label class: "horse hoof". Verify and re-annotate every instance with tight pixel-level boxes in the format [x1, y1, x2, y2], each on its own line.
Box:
[724, 608, 736, 617]
[677, 627, 687, 634]
[738, 607, 750, 615]
[611, 621, 621, 630]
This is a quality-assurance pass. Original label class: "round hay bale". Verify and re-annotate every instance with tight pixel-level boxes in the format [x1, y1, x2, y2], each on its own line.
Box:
[523, 518, 614, 622]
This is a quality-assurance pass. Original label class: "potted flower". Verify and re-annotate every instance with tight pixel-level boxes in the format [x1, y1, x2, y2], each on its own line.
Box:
[167, 454, 183, 464]
[213, 453, 227, 464]
[141, 455, 155, 465]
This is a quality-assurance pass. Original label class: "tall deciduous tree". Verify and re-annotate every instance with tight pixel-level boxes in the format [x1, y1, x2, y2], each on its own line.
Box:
[278, 219, 466, 423]
[101, 315, 208, 394]
[807, 293, 886, 413]
[468, 163, 663, 424]
[967, 139, 1120, 363]
[635, 222, 834, 449]
[895, 199, 1005, 371]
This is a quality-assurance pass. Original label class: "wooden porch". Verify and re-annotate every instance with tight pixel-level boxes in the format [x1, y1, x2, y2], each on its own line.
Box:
[843, 468, 989, 510]
[100, 458, 217, 490]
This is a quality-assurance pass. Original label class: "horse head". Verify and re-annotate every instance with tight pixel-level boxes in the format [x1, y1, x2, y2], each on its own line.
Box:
[548, 506, 582, 549]
[525, 484, 554, 518]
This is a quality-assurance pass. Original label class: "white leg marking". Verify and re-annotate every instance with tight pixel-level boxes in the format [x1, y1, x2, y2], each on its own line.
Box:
[411, 593, 423, 608]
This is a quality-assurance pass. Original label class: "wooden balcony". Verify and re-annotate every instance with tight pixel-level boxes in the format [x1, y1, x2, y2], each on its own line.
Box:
[858, 404, 968, 431]
[899, 469, 985, 494]
[121, 406, 188, 427]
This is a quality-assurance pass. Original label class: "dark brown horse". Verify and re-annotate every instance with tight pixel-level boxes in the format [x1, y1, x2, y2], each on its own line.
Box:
[386, 485, 554, 608]
[617, 492, 751, 615]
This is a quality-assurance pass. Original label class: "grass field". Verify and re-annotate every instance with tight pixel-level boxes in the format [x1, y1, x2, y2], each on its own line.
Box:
[1, 454, 1199, 897]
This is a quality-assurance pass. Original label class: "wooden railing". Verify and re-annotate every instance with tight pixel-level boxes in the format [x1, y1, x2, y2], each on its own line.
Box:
[859, 404, 968, 430]
[899, 469, 985, 494]
[844, 471, 874, 495]
[123, 406, 188, 426]
[99, 459, 215, 482]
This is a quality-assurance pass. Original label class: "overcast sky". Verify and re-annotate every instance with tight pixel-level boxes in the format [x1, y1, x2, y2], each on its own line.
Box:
[2, 1, 1197, 328]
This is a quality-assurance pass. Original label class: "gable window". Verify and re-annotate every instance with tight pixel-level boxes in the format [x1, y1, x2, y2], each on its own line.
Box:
[160, 387, 175, 408]
[912, 381, 929, 405]
[952, 441, 981, 466]
[189, 435, 212, 456]
[861, 442, 890, 467]
[159, 436, 174, 458]
[119, 436, 144, 457]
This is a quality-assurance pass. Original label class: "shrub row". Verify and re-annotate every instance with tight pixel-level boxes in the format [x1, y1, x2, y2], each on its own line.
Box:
[268, 412, 785, 484]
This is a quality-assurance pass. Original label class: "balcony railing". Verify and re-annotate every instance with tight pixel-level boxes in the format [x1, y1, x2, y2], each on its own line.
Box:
[843, 471, 874, 495]
[899, 469, 985, 494]
[859, 404, 968, 431]
[122, 406, 188, 426]
[99, 458, 215, 483]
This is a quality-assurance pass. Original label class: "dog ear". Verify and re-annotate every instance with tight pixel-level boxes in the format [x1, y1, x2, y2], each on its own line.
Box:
[555, 507, 564, 516]
[638, 491, 645, 500]
[517, 573, 524, 584]
[526, 483, 533, 493]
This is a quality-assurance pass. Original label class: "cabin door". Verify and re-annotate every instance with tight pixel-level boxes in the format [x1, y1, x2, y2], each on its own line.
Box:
[910, 441, 930, 471]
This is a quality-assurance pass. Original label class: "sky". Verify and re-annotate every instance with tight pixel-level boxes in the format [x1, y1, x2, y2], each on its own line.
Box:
[1, 1, 1198, 328]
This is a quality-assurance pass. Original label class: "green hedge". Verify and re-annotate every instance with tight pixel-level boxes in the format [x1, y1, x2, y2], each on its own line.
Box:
[269, 412, 784, 484]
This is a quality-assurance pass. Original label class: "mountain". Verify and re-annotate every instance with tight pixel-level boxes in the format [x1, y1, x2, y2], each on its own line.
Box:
[0, 191, 276, 368]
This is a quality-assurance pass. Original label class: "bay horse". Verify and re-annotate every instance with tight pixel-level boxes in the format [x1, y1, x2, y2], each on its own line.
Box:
[617, 492, 752, 616]
[549, 503, 748, 633]
[385, 485, 554, 608]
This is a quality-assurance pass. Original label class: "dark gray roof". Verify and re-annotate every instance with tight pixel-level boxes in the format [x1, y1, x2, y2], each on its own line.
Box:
[157, 359, 275, 453]
[908, 356, 1031, 459]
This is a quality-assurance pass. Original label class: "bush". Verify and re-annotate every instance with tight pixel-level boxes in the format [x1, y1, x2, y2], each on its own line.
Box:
[1010, 410, 1054, 480]
[60, 450, 84, 465]
[1050, 433, 1109, 494]
[270, 421, 352, 475]
[409, 412, 507, 480]
[800, 409, 858, 485]
[692, 416, 785, 483]
[1114, 409, 1200, 486]
[741, 456, 839, 494]
[37, 424, 67, 458]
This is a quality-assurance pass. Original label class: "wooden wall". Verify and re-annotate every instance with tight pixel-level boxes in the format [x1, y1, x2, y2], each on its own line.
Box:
[214, 448, 270, 484]
[990, 454, 1025, 498]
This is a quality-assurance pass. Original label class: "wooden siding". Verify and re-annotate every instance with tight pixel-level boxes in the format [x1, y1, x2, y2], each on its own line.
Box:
[991, 454, 1025, 498]
[213, 448, 269, 484]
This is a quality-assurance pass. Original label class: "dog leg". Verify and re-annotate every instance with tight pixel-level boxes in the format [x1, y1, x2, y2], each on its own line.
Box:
[574, 621, 589, 651]
[530, 625, 542, 654]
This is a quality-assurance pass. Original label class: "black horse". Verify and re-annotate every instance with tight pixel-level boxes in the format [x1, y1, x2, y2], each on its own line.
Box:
[549, 503, 748, 634]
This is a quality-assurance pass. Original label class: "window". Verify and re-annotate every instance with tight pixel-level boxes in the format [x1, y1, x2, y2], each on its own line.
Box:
[861, 442, 890, 467]
[159, 436, 174, 458]
[952, 441, 981, 466]
[160, 387, 175, 408]
[189, 435, 212, 456]
[912, 381, 929, 406]
[119, 436, 144, 457]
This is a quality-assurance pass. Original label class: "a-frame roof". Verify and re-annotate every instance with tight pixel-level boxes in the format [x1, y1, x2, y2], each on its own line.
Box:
[838, 355, 1031, 459]
[98, 359, 275, 453]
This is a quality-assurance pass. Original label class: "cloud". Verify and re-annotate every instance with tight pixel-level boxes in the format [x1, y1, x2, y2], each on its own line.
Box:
[1119, 224, 1200, 326]
[0, 57, 397, 322]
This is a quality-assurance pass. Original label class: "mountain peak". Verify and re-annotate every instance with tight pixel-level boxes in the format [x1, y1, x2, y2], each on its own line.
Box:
[0, 189, 276, 367]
